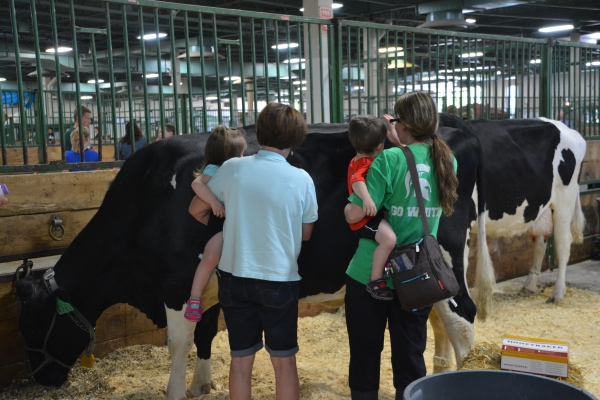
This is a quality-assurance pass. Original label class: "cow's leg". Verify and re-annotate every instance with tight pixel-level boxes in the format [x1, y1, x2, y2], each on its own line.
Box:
[165, 304, 196, 400]
[432, 300, 474, 370]
[521, 236, 546, 294]
[429, 307, 454, 373]
[547, 206, 573, 303]
[188, 304, 220, 397]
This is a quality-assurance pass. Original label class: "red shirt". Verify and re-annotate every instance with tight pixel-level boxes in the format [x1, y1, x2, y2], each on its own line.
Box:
[347, 156, 374, 230]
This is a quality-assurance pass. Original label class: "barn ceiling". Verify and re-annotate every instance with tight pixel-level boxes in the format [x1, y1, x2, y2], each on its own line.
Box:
[1, 0, 599, 88]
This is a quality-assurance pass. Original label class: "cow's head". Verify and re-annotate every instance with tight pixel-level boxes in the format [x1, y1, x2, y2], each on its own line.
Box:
[15, 274, 90, 386]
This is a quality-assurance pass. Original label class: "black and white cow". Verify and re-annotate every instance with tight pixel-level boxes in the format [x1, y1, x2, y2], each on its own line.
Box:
[429, 116, 586, 373]
[17, 115, 584, 399]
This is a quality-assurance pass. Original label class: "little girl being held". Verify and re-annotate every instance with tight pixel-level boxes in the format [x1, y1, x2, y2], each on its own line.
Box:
[185, 125, 247, 322]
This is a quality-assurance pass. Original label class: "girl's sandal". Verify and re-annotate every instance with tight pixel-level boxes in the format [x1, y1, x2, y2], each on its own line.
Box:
[184, 298, 203, 322]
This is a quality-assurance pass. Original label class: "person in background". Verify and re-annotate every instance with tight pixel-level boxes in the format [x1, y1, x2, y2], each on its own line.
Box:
[64, 106, 92, 151]
[155, 124, 176, 141]
[557, 111, 574, 129]
[344, 92, 458, 399]
[65, 127, 99, 171]
[47, 128, 55, 145]
[118, 122, 147, 160]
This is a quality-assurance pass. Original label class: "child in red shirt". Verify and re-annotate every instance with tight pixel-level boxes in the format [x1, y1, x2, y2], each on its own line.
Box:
[347, 116, 396, 300]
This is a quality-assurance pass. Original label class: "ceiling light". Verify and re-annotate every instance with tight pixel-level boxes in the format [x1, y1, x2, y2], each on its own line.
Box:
[205, 96, 218, 101]
[144, 73, 159, 78]
[589, 33, 600, 39]
[539, 24, 574, 33]
[293, 80, 307, 85]
[378, 46, 403, 53]
[353, 86, 364, 90]
[224, 76, 241, 81]
[497, 70, 502, 75]
[81, 95, 93, 100]
[87, 79, 104, 84]
[466, 19, 476, 24]
[46, 46, 72, 53]
[301, 86, 307, 91]
[530, 59, 542, 64]
[459, 52, 483, 58]
[0, 78, 6, 82]
[283, 58, 305, 64]
[169, 82, 183, 85]
[300, 7, 304, 12]
[332, 3, 343, 8]
[137, 33, 167, 40]
[586, 61, 600, 66]
[271, 43, 299, 50]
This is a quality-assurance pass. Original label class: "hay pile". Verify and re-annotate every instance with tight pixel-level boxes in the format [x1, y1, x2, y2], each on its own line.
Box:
[2, 284, 599, 399]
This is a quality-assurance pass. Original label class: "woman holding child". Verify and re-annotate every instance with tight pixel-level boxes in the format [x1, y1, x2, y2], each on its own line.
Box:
[344, 91, 458, 399]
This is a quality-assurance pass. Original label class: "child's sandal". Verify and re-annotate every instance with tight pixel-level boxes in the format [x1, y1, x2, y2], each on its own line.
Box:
[366, 279, 394, 301]
[184, 298, 203, 322]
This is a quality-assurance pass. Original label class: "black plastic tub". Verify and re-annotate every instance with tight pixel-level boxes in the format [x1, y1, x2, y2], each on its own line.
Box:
[403, 370, 597, 400]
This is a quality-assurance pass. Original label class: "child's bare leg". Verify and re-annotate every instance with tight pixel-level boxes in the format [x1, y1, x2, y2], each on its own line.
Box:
[370, 219, 396, 281]
[190, 232, 224, 298]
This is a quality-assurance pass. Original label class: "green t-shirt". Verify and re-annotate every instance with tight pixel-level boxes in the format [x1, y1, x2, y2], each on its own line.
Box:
[64, 127, 75, 151]
[346, 144, 458, 286]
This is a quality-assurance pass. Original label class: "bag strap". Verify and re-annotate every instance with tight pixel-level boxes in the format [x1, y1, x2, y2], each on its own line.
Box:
[400, 146, 431, 236]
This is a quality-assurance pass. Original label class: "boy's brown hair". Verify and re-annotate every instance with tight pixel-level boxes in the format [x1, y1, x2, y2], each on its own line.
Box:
[256, 102, 306, 150]
[348, 115, 387, 154]
[73, 106, 92, 122]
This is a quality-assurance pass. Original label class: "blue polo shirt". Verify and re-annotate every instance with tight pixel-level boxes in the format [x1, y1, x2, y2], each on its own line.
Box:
[207, 150, 318, 281]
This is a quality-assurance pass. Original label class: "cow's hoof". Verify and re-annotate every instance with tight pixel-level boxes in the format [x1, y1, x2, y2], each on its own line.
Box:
[519, 286, 538, 296]
[545, 295, 564, 304]
[186, 381, 217, 398]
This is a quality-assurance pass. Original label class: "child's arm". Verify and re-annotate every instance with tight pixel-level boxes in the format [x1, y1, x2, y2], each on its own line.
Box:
[352, 181, 377, 217]
[191, 175, 225, 218]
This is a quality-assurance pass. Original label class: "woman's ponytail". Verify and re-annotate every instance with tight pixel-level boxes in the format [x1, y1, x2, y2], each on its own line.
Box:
[430, 135, 458, 215]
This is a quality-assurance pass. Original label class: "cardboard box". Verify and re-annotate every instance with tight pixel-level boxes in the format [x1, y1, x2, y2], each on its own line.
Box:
[501, 334, 568, 378]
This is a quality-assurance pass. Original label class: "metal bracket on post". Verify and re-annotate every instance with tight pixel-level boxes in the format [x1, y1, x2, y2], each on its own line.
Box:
[49, 214, 66, 241]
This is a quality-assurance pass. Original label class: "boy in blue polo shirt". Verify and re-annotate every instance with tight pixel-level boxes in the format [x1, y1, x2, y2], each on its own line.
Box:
[192, 102, 318, 400]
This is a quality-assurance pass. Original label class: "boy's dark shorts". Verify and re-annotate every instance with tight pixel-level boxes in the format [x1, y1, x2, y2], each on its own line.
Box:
[353, 210, 385, 241]
[205, 213, 225, 241]
[217, 269, 300, 358]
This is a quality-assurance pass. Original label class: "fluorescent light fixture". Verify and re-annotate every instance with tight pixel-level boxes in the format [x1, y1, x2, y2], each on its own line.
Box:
[421, 76, 437, 81]
[459, 52, 483, 58]
[353, 86, 364, 90]
[223, 76, 241, 81]
[0, 78, 6, 82]
[466, 18, 476, 24]
[565, 101, 571, 106]
[589, 33, 600, 39]
[301, 86, 307, 91]
[300, 8, 304, 12]
[137, 33, 167, 40]
[378, 46, 403, 53]
[530, 59, 542, 64]
[144, 73, 159, 78]
[271, 43, 299, 50]
[87, 79, 104, 84]
[539, 24, 573, 33]
[293, 80, 307, 85]
[497, 70, 502, 75]
[169, 82, 183, 86]
[81, 95, 93, 100]
[332, 3, 343, 9]
[283, 58, 305, 64]
[205, 96, 218, 101]
[586, 61, 600, 66]
[46, 46, 72, 53]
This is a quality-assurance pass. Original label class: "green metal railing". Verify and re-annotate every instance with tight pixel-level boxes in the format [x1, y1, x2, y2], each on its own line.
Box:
[2, 0, 600, 172]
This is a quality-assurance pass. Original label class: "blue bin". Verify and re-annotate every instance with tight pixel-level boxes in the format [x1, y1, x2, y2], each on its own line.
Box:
[404, 370, 597, 400]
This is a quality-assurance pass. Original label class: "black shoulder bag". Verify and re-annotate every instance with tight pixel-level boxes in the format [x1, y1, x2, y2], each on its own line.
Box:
[387, 146, 459, 311]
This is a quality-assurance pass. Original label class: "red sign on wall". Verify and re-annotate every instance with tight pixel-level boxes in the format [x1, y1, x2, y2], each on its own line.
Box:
[319, 6, 333, 19]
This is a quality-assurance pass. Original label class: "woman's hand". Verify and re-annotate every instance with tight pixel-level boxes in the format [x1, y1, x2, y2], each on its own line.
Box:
[211, 200, 226, 218]
[383, 114, 402, 147]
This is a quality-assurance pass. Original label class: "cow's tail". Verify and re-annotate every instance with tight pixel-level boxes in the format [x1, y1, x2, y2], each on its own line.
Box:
[571, 193, 585, 244]
[473, 154, 495, 322]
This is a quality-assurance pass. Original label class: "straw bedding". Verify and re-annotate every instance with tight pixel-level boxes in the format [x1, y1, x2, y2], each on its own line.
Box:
[2, 283, 599, 399]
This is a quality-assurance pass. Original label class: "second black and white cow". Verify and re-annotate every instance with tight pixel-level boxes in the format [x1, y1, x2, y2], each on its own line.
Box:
[429, 116, 586, 372]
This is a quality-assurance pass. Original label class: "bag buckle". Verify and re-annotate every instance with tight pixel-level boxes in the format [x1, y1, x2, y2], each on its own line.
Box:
[422, 272, 430, 280]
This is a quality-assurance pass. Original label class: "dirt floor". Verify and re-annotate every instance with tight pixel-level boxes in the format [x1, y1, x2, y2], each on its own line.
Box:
[2, 280, 599, 400]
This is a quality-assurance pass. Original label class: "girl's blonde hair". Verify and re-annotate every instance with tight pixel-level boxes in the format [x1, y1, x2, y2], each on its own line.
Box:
[394, 91, 458, 215]
[194, 125, 247, 177]
[70, 127, 90, 154]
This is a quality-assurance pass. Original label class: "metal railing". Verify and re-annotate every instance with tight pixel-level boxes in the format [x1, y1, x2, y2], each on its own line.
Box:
[2, 0, 600, 172]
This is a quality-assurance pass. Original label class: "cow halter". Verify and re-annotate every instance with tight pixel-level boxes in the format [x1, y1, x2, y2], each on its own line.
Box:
[15, 266, 96, 377]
